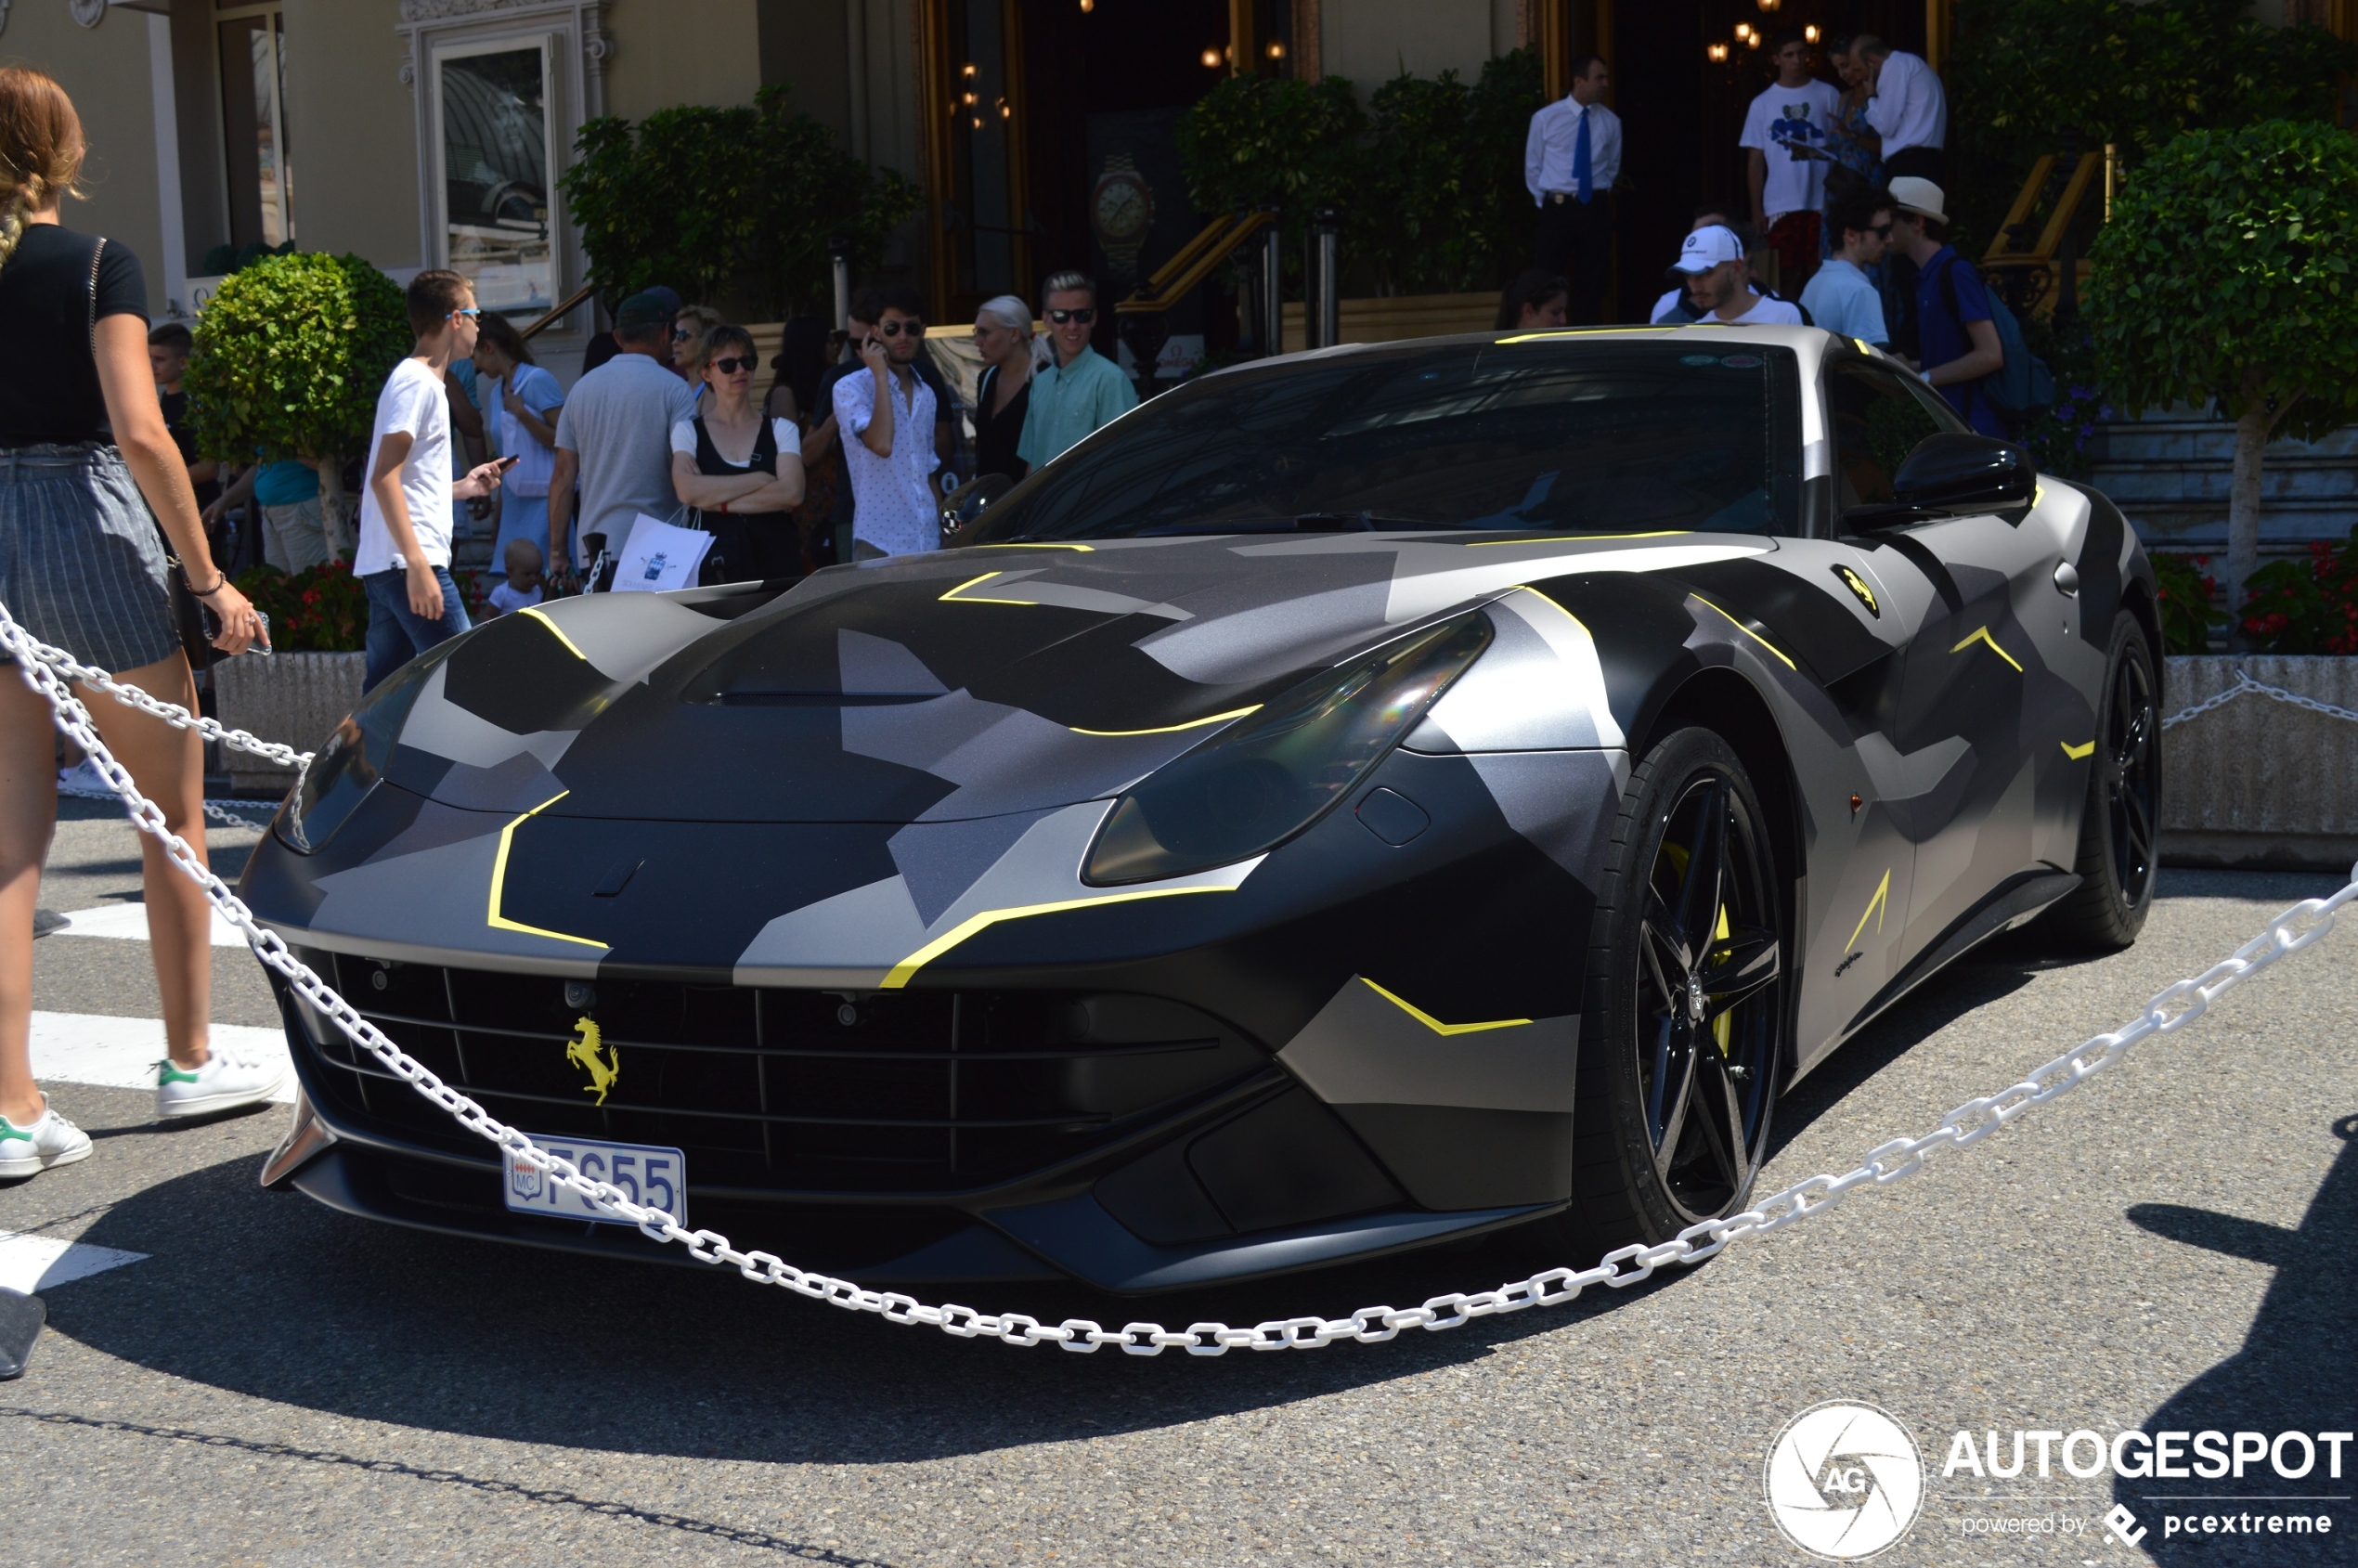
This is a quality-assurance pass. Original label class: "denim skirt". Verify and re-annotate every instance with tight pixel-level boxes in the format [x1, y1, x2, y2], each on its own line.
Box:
[0, 442, 180, 672]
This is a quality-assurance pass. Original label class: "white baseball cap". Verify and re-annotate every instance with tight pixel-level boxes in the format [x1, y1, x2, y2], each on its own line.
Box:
[1669, 225, 1745, 276]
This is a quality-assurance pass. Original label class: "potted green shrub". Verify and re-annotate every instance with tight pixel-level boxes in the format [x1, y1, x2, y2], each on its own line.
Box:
[185, 252, 407, 792]
[2088, 119, 2358, 867]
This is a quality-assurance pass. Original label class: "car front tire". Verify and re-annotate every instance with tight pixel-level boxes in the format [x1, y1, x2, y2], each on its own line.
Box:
[1546, 727, 1789, 1259]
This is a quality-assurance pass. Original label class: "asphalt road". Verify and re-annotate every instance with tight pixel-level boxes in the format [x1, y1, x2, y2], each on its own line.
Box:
[3, 802, 2352, 1566]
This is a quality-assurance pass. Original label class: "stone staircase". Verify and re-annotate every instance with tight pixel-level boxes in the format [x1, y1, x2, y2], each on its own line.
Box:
[2085, 412, 2358, 558]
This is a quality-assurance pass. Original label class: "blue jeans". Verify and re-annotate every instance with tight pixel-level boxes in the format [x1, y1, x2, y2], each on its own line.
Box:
[361, 565, 471, 692]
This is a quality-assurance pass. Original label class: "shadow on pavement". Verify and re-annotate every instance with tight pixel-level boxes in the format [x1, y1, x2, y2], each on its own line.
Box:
[2113, 1112, 2357, 1563]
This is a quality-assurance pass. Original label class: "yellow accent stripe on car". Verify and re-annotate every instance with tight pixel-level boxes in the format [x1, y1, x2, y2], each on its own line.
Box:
[1690, 593, 1798, 670]
[1495, 326, 1687, 343]
[970, 541, 1094, 551]
[487, 792, 608, 950]
[1358, 977, 1532, 1036]
[518, 605, 588, 661]
[2061, 739, 2096, 760]
[1846, 868, 1892, 952]
[1950, 625, 2025, 672]
[881, 885, 1237, 990]
[939, 571, 1042, 605]
[1069, 704, 1263, 737]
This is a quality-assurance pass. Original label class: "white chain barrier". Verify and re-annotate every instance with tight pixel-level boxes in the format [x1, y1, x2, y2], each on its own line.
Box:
[2164, 667, 2358, 731]
[11, 601, 2358, 1354]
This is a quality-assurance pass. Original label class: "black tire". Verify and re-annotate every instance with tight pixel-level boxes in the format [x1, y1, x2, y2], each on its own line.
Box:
[1539, 728, 1790, 1259]
[2038, 611, 2159, 951]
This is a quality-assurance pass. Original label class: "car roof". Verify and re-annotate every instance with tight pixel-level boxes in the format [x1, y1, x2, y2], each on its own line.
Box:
[1241, 322, 1876, 382]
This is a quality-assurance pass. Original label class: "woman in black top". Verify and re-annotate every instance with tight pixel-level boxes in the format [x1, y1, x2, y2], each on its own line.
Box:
[0, 69, 271, 1175]
[669, 324, 806, 583]
[971, 294, 1033, 484]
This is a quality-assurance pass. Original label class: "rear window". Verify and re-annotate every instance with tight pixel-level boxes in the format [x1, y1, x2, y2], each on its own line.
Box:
[967, 339, 1804, 542]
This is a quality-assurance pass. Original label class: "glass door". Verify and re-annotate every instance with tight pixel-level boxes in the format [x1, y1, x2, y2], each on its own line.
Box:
[434, 38, 558, 317]
[924, 0, 1031, 323]
[217, 5, 292, 251]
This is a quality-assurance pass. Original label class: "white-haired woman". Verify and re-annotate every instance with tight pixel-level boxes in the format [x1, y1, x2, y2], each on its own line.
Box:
[971, 294, 1034, 484]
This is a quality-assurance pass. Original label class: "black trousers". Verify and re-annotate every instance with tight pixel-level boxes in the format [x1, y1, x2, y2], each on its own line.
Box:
[1883, 146, 1947, 186]
[1535, 192, 1615, 325]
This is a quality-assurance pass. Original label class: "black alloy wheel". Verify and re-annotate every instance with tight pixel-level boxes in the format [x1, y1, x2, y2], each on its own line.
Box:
[1552, 728, 1790, 1255]
[2040, 611, 2160, 951]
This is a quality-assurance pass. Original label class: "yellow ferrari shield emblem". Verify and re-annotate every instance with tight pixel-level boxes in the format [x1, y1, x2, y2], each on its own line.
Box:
[1833, 564, 1879, 617]
[565, 1015, 620, 1105]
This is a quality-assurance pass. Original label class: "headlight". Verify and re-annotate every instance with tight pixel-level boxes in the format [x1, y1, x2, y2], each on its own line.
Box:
[1082, 614, 1493, 886]
[274, 651, 444, 854]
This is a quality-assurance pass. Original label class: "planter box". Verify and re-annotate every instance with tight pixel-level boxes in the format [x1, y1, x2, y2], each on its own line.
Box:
[212, 652, 364, 798]
[2162, 655, 2358, 872]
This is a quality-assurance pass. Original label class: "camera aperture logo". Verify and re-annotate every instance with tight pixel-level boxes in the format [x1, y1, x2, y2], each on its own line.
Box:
[1765, 1401, 1926, 1560]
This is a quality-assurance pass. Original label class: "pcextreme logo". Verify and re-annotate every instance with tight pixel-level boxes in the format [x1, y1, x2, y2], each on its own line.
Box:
[1764, 1401, 1926, 1561]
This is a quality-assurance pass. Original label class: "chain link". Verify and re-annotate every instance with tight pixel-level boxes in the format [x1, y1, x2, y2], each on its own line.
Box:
[6, 601, 2354, 1354]
[2164, 667, 2358, 731]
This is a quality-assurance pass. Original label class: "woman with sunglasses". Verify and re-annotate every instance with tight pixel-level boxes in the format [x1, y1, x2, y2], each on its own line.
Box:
[672, 304, 724, 409]
[1014, 272, 1136, 472]
[669, 324, 805, 583]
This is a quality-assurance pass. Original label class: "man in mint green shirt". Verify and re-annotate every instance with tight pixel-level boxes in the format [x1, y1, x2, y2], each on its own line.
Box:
[1016, 271, 1138, 471]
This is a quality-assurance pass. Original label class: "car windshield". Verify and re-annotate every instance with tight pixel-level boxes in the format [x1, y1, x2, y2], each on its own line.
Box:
[967, 338, 1802, 543]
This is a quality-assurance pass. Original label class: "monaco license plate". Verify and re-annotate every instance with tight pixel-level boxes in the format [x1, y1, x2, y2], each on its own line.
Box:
[501, 1135, 687, 1229]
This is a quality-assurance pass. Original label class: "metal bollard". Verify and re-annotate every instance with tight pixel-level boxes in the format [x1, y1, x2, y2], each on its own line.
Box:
[1314, 206, 1342, 351]
[1260, 207, 1285, 357]
[829, 236, 853, 334]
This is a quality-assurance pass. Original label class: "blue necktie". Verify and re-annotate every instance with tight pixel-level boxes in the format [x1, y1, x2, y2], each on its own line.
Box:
[1573, 110, 1593, 204]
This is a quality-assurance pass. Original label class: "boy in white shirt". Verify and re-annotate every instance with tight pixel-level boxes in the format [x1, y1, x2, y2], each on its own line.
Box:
[356, 269, 506, 692]
[1740, 33, 1843, 294]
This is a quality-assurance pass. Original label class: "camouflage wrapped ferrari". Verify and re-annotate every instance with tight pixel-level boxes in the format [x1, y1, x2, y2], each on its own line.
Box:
[244, 326, 2160, 1292]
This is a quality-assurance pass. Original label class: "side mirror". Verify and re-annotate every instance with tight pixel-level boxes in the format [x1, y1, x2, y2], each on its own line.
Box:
[1890, 434, 2034, 517]
[939, 473, 1013, 543]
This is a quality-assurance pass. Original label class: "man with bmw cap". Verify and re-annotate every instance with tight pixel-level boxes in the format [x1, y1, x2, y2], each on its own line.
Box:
[1661, 225, 1803, 327]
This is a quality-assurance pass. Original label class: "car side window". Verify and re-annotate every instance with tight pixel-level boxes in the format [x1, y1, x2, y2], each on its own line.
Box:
[1825, 360, 1946, 510]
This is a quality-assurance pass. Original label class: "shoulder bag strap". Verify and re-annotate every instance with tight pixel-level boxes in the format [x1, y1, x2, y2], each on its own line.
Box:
[85, 236, 105, 355]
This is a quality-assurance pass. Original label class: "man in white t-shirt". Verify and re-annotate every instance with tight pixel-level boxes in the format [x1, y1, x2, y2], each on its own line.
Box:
[356, 269, 507, 693]
[1741, 33, 1843, 294]
[1666, 226, 1804, 327]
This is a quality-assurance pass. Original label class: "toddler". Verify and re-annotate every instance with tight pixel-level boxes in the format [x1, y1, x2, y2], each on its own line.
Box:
[486, 537, 544, 616]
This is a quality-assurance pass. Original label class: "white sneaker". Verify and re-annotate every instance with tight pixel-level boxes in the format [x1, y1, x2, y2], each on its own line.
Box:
[56, 758, 112, 798]
[0, 1105, 93, 1179]
[156, 1045, 288, 1119]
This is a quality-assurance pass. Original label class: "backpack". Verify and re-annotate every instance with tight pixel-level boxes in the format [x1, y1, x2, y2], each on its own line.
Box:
[1933, 253, 2054, 420]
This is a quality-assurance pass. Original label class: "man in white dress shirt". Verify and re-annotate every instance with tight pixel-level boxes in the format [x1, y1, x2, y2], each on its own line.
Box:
[1856, 34, 1947, 185]
[1523, 55, 1621, 324]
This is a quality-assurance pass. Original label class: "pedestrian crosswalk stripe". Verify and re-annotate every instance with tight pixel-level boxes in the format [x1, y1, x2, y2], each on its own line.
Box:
[30, 1012, 293, 1102]
[0, 1230, 149, 1293]
[53, 902, 247, 946]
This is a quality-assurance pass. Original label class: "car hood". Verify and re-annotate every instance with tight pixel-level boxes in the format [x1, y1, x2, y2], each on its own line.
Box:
[378, 530, 1771, 826]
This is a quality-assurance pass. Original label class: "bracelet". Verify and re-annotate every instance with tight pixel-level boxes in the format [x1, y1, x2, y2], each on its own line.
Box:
[189, 575, 229, 598]
[718, 500, 729, 514]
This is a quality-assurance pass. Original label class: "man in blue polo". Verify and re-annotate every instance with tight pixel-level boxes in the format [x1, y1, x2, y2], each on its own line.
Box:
[1017, 272, 1136, 471]
[1887, 176, 2005, 435]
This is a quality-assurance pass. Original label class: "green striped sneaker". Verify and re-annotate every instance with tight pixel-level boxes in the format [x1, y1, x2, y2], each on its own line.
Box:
[0, 1105, 93, 1180]
[156, 1045, 287, 1119]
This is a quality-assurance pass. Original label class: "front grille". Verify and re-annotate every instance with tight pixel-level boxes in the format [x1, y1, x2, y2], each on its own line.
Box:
[281, 948, 1267, 1195]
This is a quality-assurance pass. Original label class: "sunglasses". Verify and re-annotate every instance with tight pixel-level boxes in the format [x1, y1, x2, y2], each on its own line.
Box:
[709, 355, 757, 375]
[1047, 307, 1096, 326]
[875, 319, 925, 337]
[671, 325, 695, 341]
[1866, 222, 1894, 238]
[451, 307, 481, 319]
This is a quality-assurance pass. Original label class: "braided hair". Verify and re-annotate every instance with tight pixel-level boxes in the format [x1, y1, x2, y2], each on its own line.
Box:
[0, 68, 84, 274]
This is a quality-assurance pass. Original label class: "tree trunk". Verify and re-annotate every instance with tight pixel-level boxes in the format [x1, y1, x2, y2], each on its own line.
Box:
[2225, 404, 2270, 650]
[315, 455, 348, 564]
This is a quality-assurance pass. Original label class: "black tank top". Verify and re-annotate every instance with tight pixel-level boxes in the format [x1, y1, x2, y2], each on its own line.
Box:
[691, 412, 779, 480]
